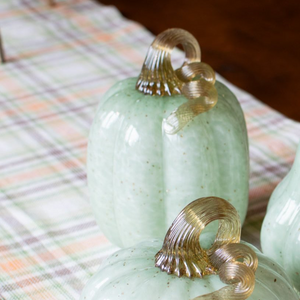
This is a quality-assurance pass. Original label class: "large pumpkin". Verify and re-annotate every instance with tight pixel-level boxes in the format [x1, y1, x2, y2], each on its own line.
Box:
[81, 198, 298, 300]
[87, 29, 249, 248]
[261, 142, 300, 292]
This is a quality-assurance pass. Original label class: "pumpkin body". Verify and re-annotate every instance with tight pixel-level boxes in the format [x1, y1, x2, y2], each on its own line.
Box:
[87, 77, 249, 248]
[80, 239, 298, 300]
[261, 143, 300, 292]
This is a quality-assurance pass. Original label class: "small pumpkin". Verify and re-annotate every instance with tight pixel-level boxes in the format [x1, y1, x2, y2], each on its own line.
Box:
[87, 28, 249, 248]
[261, 142, 300, 292]
[81, 197, 298, 300]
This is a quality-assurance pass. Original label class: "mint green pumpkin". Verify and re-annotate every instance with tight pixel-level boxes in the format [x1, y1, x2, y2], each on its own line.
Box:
[261, 142, 300, 293]
[87, 78, 249, 247]
[87, 29, 249, 248]
[81, 196, 298, 300]
[80, 239, 298, 300]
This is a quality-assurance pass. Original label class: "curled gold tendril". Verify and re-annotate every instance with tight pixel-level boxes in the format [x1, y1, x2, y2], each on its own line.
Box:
[155, 197, 258, 300]
[210, 243, 258, 272]
[136, 28, 218, 134]
[192, 262, 256, 300]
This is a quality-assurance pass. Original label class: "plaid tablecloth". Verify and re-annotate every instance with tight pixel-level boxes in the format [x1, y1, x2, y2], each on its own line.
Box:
[0, 0, 299, 299]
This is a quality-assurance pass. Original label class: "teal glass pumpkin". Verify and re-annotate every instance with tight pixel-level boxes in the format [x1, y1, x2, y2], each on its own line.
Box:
[87, 29, 249, 248]
[81, 197, 298, 300]
[261, 142, 300, 292]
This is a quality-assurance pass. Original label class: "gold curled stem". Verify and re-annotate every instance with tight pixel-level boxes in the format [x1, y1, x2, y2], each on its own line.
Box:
[155, 197, 258, 300]
[136, 28, 218, 134]
[192, 262, 256, 300]
[136, 28, 201, 96]
[155, 197, 241, 277]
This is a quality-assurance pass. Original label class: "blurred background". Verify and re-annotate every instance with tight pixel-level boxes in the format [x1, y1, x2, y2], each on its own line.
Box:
[100, 0, 300, 121]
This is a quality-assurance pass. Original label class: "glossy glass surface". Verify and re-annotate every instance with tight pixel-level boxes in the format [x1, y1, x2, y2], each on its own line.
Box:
[80, 239, 298, 300]
[87, 77, 249, 248]
[261, 143, 300, 292]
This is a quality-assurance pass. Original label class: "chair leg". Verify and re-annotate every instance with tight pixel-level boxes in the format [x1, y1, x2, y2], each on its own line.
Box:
[0, 30, 5, 64]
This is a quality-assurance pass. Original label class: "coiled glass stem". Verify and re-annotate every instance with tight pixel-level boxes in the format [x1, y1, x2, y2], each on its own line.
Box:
[136, 28, 218, 134]
[155, 197, 257, 300]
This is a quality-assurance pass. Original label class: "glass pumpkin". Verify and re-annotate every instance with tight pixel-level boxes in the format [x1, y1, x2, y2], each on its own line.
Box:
[261, 142, 300, 293]
[87, 29, 249, 248]
[81, 197, 298, 300]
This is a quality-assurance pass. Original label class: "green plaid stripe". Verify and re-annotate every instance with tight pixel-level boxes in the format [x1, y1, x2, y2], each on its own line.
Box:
[0, 0, 299, 299]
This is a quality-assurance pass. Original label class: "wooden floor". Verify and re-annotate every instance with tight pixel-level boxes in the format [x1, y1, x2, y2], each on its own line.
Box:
[100, 0, 300, 121]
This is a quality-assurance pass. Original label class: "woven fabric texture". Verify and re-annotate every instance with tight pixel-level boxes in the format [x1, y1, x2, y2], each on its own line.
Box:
[0, 0, 299, 299]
